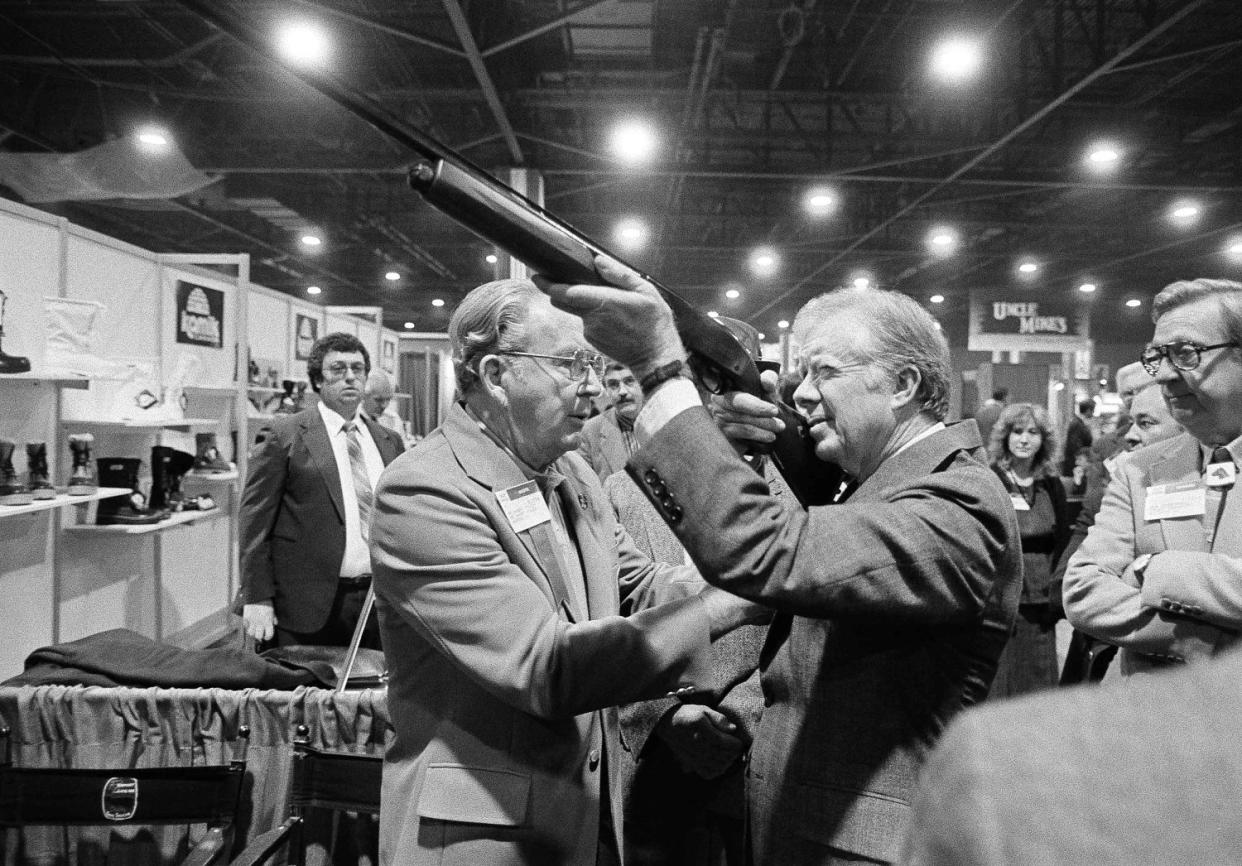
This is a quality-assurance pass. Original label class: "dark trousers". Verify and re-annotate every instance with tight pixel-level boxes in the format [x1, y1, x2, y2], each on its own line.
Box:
[275, 579, 381, 649]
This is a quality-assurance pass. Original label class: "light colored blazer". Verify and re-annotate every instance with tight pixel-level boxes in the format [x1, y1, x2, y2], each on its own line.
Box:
[578, 407, 633, 480]
[369, 402, 714, 866]
[629, 412, 1021, 864]
[1064, 431, 1237, 676]
[238, 407, 403, 632]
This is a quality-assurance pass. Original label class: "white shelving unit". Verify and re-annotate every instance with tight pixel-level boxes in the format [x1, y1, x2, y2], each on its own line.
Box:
[0, 372, 90, 389]
[60, 417, 223, 430]
[64, 506, 224, 535]
[0, 487, 129, 518]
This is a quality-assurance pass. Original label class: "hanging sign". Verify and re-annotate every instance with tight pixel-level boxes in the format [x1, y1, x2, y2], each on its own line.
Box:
[968, 292, 1091, 353]
[174, 280, 224, 348]
[295, 314, 319, 360]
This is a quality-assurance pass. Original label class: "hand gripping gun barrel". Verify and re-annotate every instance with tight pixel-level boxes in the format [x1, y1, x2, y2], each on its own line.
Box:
[175, 0, 844, 507]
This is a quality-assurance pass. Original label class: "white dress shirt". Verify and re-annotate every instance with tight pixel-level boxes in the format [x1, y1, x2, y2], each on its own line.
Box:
[318, 401, 385, 577]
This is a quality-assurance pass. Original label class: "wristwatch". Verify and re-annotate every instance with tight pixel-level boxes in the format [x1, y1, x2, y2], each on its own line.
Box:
[639, 360, 688, 395]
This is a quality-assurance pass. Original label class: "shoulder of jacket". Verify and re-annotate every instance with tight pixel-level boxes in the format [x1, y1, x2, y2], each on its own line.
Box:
[1127, 432, 1195, 471]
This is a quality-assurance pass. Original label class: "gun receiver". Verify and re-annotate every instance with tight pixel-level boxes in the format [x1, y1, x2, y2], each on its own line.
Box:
[175, 0, 843, 507]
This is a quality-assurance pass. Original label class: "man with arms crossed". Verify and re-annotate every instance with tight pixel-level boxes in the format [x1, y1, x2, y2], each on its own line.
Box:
[369, 279, 764, 865]
[542, 258, 1021, 865]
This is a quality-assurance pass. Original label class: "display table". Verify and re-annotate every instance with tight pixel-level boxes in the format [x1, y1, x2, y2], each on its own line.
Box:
[0, 684, 390, 865]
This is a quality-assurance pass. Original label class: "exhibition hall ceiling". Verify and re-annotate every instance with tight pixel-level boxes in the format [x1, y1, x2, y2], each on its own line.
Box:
[2, 0, 1241, 345]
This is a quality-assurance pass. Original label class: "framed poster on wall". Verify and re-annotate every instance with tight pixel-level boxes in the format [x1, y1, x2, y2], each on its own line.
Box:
[174, 280, 224, 349]
[294, 314, 318, 360]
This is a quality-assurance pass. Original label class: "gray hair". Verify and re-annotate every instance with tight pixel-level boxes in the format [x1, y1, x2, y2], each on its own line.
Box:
[793, 287, 952, 420]
[449, 278, 542, 394]
[1152, 278, 1242, 343]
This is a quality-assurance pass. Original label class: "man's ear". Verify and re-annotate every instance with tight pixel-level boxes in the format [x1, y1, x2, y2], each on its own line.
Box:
[478, 354, 507, 398]
[891, 365, 922, 410]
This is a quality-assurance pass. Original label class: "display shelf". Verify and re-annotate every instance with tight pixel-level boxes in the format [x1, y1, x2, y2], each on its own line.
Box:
[186, 469, 239, 482]
[392, 392, 412, 401]
[183, 385, 238, 397]
[60, 417, 221, 430]
[0, 372, 90, 389]
[63, 506, 224, 535]
[0, 487, 129, 518]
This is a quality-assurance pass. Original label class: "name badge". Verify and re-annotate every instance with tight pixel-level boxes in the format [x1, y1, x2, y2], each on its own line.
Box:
[1144, 481, 1206, 521]
[1205, 461, 1237, 488]
[1010, 495, 1031, 512]
[496, 481, 551, 533]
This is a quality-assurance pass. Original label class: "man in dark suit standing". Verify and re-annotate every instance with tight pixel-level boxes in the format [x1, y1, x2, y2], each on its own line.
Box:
[239, 332, 404, 648]
[542, 257, 1021, 864]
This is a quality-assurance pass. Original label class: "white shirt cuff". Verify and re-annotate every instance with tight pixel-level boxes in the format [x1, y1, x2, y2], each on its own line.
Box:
[635, 377, 701, 446]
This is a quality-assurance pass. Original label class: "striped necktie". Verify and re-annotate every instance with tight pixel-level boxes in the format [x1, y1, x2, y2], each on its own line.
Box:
[343, 422, 374, 539]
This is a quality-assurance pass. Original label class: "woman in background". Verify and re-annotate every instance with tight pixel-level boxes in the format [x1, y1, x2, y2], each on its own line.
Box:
[987, 403, 1071, 697]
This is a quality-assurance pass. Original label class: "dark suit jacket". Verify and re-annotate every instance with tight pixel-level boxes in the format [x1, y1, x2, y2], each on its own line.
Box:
[901, 647, 1242, 865]
[578, 407, 634, 480]
[629, 413, 1022, 864]
[239, 406, 404, 633]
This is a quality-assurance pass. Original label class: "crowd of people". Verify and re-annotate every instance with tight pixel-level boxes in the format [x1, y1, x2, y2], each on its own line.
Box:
[237, 273, 1242, 865]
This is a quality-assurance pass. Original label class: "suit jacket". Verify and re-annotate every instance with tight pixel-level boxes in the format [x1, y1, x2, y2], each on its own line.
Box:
[629, 413, 1022, 864]
[900, 647, 1242, 865]
[1064, 431, 1238, 676]
[578, 407, 634, 480]
[369, 403, 715, 866]
[238, 407, 404, 633]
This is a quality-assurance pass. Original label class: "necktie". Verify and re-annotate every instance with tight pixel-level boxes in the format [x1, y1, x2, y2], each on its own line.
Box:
[343, 422, 374, 539]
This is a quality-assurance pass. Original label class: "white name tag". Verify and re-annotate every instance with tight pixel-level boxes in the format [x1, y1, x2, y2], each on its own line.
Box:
[1144, 481, 1206, 521]
[1010, 495, 1031, 512]
[1205, 461, 1237, 488]
[496, 480, 551, 533]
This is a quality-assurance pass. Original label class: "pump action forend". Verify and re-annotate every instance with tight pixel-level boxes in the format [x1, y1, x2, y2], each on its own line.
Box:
[174, 0, 843, 507]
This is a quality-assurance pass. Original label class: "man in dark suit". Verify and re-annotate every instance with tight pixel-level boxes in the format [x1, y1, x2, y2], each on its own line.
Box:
[239, 332, 404, 648]
[578, 361, 644, 480]
[542, 257, 1022, 864]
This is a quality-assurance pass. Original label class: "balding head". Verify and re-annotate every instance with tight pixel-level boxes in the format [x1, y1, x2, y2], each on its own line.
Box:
[364, 367, 395, 416]
[1115, 361, 1147, 413]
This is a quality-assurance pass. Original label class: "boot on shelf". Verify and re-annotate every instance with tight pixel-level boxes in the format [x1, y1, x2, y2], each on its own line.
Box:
[149, 446, 197, 513]
[191, 432, 232, 474]
[0, 290, 30, 374]
[95, 457, 163, 525]
[0, 440, 32, 506]
[67, 433, 97, 496]
[274, 380, 298, 415]
[25, 442, 54, 500]
[292, 381, 308, 412]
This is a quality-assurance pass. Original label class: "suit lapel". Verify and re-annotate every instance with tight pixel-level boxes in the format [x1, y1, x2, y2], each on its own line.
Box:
[362, 416, 400, 466]
[301, 409, 345, 524]
[556, 470, 604, 620]
[1146, 436, 1208, 554]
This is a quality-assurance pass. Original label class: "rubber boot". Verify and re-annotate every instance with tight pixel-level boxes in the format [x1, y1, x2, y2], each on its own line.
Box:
[0, 440, 32, 506]
[25, 443, 54, 500]
[275, 380, 297, 415]
[170, 448, 211, 510]
[95, 458, 163, 525]
[192, 432, 232, 474]
[67, 433, 97, 495]
[293, 381, 308, 412]
[150, 446, 196, 512]
[0, 291, 30, 373]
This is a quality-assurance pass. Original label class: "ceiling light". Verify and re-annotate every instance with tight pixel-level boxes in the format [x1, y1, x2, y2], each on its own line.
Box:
[610, 120, 658, 165]
[930, 36, 983, 82]
[275, 21, 330, 66]
[750, 247, 779, 277]
[777, 320, 790, 329]
[1226, 239, 1242, 256]
[725, 288, 740, 299]
[403, 321, 415, 329]
[927, 227, 959, 254]
[385, 271, 401, 281]
[614, 218, 648, 249]
[804, 188, 837, 215]
[1078, 282, 1097, 293]
[1170, 201, 1201, 223]
[1085, 142, 1121, 169]
[930, 294, 945, 304]
[431, 298, 445, 308]
[852, 276, 871, 290]
[707, 311, 719, 318]
[1126, 298, 1142, 308]
[134, 126, 170, 151]
[300, 234, 322, 247]
[306, 285, 321, 295]
[1017, 260, 1038, 274]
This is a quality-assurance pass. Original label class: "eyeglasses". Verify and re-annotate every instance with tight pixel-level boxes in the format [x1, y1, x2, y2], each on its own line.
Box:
[499, 349, 606, 382]
[323, 362, 368, 380]
[1140, 340, 1239, 377]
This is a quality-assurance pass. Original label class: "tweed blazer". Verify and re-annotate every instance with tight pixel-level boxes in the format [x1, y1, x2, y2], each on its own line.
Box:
[369, 403, 715, 866]
[1064, 431, 1238, 676]
[629, 412, 1021, 864]
[238, 406, 403, 633]
[578, 407, 634, 480]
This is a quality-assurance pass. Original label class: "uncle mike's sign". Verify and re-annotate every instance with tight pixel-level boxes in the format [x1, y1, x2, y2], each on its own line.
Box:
[968, 292, 1089, 353]
[174, 280, 224, 348]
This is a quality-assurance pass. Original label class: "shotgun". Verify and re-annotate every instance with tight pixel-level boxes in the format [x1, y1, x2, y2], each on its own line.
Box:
[175, 0, 844, 506]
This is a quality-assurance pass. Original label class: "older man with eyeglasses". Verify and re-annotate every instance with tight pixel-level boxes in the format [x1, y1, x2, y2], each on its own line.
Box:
[368, 278, 766, 866]
[1064, 278, 1242, 677]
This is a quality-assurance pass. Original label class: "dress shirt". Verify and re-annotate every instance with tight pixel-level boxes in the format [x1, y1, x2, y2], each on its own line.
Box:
[317, 401, 384, 577]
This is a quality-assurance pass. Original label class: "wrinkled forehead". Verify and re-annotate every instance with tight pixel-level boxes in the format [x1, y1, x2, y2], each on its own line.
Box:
[794, 311, 872, 368]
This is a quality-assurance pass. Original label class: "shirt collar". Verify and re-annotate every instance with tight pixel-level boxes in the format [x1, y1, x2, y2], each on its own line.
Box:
[1200, 436, 1242, 469]
[318, 400, 361, 433]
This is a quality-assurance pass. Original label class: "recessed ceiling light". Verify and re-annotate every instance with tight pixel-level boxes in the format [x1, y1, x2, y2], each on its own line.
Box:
[614, 218, 648, 249]
[1125, 298, 1142, 308]
[385, 271, 401, 281]
[1170, 202, 1201, 222]
[431, 298, 445, 308]
[300, 234, 322, 247]
[1078, 282, 1097, 293]
[930, 36, 983, 82]
[1085, 142, 1122, 169]
[1018, 261, 1038, 274]
[306, 285, 321, 295]
[852, 276, 871, 290]
[485, 253, 498, 264]
[610, 119, 658, 165]
[930, 294, 945, 304]
[777, 319, 790, 329]
[134, 126, 170, 150]
[804, 188, 837, 215]
[750, 247, 779, 277]
[275, 21, 330, 66]
[1227, 239, 1242, 256]
[403, 321, 415, 329]
[725, 288, 740, 299]
[707, 311, 719, 318]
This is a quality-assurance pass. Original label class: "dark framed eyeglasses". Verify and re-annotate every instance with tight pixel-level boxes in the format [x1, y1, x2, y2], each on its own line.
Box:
[323, 362, 368, 380]
[499, 349, 606, 382]
[1140, 340, 1240, 377]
